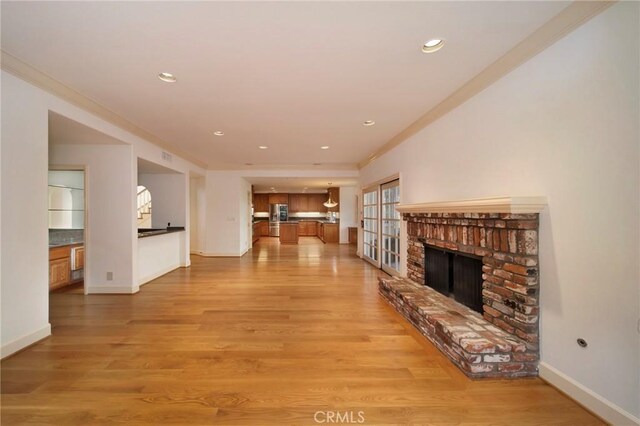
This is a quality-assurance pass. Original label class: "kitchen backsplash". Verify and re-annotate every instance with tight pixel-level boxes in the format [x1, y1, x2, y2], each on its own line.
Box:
[49, 229, 84, 245]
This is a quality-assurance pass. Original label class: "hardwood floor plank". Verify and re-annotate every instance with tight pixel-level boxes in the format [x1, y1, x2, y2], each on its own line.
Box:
[1, 238, 602, 425]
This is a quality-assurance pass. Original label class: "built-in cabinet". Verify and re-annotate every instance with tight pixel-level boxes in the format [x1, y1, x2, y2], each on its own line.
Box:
[279, 223, 299, 244]
[253, 192, 334, 213]
[253, 194, 269, 213]
[297, 221, 317, 236]
[49, 244, 84, 291]
[289, 194, 309, 213]
[252, 221, 270, 244]
[319, 223, 339, 243]
[268, 193, 289, 204]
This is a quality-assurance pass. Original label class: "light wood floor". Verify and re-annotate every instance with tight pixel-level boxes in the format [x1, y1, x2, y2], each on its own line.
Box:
[2, 237, 602, 425]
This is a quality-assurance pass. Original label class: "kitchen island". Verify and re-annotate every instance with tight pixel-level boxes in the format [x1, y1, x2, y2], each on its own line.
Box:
[279, 222, 299, 244]
[138, 227, 186, 286]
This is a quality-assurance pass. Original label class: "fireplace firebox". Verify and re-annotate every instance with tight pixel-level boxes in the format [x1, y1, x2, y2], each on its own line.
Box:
[424, 244, 483, 313]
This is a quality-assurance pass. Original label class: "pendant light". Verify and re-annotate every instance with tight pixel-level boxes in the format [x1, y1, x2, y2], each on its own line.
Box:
[323, 183, 338, 208]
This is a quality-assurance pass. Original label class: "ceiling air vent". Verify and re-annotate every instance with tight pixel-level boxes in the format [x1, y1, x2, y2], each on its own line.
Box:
[161, 151, 172, 162]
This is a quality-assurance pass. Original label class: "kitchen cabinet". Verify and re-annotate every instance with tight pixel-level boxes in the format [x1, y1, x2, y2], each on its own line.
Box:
[323, 223, 339, 243]
[317, 222, 324, 242]
[253, 194, 269, 213]
[49, 244, 83, 291]
[268, 193, 289, 205]
[289, 194, 309, 213]
[308, 194, 328, 213]
[252, 223, 260, 244]
[349, 227, 357, 244]
[297, 221, 317, 236]
[279, 223, 298, 244]
[73, 246, 85, 270]
[49, 257, 71, 290]
[260, 221, 269, 236]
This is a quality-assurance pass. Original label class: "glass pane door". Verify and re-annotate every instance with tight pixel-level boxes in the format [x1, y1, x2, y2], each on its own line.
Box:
[362, 188, 379, 266]
[381, 180, 400, 275]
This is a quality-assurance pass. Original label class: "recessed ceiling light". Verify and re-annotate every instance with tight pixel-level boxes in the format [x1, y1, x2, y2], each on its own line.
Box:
[245, 163, 253, 166]
[259, 146, 268, 150]
[214, 131, 224, 136]
[158, 72, 177, 83]
[363, 120, 375, 126]
[320, 145, 330, 150]
[270, 187, 275, 190]
[422, 39, 445, 53]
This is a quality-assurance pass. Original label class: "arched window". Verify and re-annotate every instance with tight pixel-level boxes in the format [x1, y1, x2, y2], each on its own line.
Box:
[137, 185, 152, 228]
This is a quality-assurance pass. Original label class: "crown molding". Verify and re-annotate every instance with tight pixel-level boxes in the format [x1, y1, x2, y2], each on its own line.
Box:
[1, 50, 208, 169]
[396, 196, 547, 214]
[358, 0, 616, 169]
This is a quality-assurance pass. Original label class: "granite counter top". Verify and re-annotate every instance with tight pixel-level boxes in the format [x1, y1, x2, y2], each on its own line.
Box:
[138, 227, 185, 238]
[49, 241, 84, 248]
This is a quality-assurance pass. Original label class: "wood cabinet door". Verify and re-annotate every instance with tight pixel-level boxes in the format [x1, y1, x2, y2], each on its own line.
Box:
[50, 258, 70, 290]
[260, 221, 269, 236]
[309, 194, 327, 213]
[298, 194, 309, 213]
[348, 227, 357, 244]
[253, 194, 269, 212]
[324, 224, 339, 243]
[268, 193, 288, 205]
[73, 247, 85, 270]
[290, 194, 307, 212]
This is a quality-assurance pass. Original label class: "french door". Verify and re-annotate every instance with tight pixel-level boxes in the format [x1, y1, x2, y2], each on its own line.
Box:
[362, 187, 379, 266]
[381, 179, 401, 275]
[362, 179, 401, 275]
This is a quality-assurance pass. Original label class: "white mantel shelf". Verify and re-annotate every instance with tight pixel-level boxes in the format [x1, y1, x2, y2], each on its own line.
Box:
[395, 196, 547, 214]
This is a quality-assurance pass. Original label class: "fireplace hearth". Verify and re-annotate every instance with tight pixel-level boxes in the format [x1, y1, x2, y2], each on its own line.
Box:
[378, 197, 546, 379]
[424, 244, 484, 313]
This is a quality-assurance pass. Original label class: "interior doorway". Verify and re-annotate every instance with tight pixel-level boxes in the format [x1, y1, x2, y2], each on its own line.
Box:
[48, 168, 86, 295]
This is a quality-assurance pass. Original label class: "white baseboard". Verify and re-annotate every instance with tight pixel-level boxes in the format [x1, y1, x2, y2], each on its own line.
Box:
[1, 323, 51, 359]
[139, 264, 180, 286]
[87, 285, 139, 294]
[194, 252, 243, 257]
[539, 362, 639, 425]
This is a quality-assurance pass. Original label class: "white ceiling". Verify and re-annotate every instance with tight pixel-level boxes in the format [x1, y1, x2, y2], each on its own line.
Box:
[3, 1, 569, 169]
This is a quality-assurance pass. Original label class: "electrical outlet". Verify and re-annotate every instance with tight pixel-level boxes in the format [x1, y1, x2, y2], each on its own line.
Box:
[106, 272, 113, 281]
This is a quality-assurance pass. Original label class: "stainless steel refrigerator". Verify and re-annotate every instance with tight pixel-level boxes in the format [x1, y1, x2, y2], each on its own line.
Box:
[269, 204, 288, 237]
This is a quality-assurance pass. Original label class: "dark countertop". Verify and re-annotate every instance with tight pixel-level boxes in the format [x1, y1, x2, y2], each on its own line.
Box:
[49, 241, 84, 248]
[292, 219, 339, 224]
[138, 227, 185, 239]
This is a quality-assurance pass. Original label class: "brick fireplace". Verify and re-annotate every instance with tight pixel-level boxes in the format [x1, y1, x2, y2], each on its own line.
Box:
[378, 197, 545, 379]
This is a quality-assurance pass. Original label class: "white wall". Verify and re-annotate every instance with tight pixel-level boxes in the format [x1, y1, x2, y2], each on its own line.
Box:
[360, 3, 639, 421]
[240, 178, 252, 254]
[0, 72, 51, 357]
[339, 186, 358, 244]
[0, 69, 204, 356]
[204, 172, 246, 256]
[138, 173, 187, 228]
[189, 176, 206, 254]
[50, 144, 137, 294]
[202, 172, 252, 256]
[138, 231, 184, 285]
